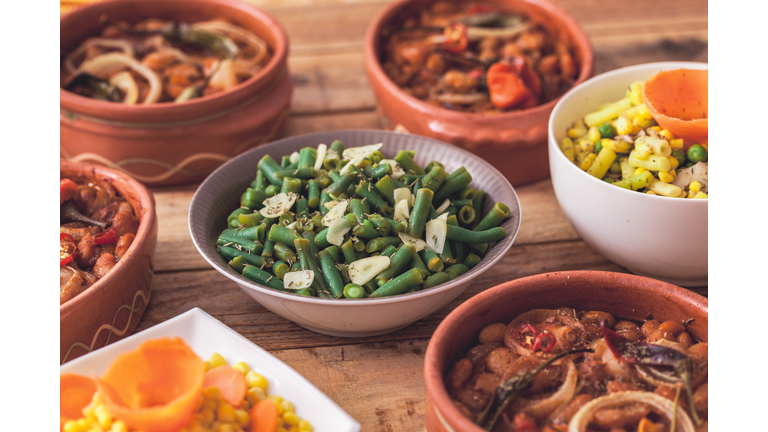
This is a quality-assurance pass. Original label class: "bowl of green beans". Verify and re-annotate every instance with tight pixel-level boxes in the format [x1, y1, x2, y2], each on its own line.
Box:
[189, 130, 520, 336]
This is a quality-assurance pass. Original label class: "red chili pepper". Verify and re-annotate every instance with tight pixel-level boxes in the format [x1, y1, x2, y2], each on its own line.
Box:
[486, 62, 533, 109]
[93, 227, 118, 245]
[467, 4, 498, 15]
[60, 178, 79, 206]
[60, 233, 77, 267]
[534, 332, 556, 353]
[441, 22, 468, 53]
[601, 320, 688, 366]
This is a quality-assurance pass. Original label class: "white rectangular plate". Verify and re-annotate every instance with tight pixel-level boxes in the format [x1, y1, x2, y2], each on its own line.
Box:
[60, 307, 360, 432]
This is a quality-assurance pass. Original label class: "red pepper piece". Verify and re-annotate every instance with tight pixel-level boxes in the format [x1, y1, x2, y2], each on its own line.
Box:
[60, 179, 79, 206]
[534, 332, 556, 353]
[467, 4, 498, 15]
[441, 22, 468, 53]
[601, 320, 688, 366]
[486, 62, 533, 109]
[93, 227, 118, 245]
[60, 233, 78, 267]
[507, 55, 542, 100]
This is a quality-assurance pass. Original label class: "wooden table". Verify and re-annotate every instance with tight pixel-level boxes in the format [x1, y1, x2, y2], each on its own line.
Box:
[133, 0, 708, 430]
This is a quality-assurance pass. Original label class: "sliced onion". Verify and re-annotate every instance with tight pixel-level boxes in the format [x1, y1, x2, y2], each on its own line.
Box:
[339, 154, 366, 175]
[192, 20, 269, 65]
[348, 256, 390, 285]
[431, 91, 487, 105]
[208, 59, 239, 91]
[524, 361, 577, 421]
[79, 53, 162, 104]
[109, 71, 139, 104]
[567, 391, 695, 432]
[64, 38, 135, 74]
[283, 270, 315, 290]
[290, 151, 301, 164]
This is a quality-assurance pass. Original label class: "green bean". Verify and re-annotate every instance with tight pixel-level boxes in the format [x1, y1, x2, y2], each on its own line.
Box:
[349, 198, 370, 222]
[369, 268, 424, 298]
[352, 223, 381, 239]
[322, 245, 340, 263]
[253, 170, 266, 192]
[444, 263, 469, 280]
[425, 161, 445, 172]
[222, 226, 260, 241]
[343, 283, 365, 299]
[380, 245, 399, 258]
[228, 255, 247, 273]
[394, 150, 425, 175]
[363, 163, 393, 180]
[375, 244, 416, 286]
[280, 177, 303, 195]
[365, 236, 402, 253]
[374, 175, 397, 205]
[383, 217, 407, 234]
[316, 170, 332, 189]
[258, 154, 284, 186]
[219, 245, 272, 268]
[268, 224, 300, 247]
[411, 178, 423, 193]
[311, 213, 323, 229]
[217, 234, 262, 255]
[264, 184, 279, 196]
[238, 212, 263, 228]
[409, 251, 431, 276]
[451, 199, 472, 208]
[439, 239, 455, 264]
[242, 188, 269, 210]
[273, 260, 290, 279]
[294, 238, 330, 296]
[446, 225, 507, 244]
[307, 180, 320, 208]
[463, 253, 482, 269]
[456, 186, 477, 201]
[433, 167, 472, 203]
[367, 214, 391, 236]
[323, 150, 340, 171]
[401, 174, 424, 186]
[299, 147, 317, 169]
[281, 154, 292, 169]
[318, 250, 344, 298]
[319, 191, 331, 215]
[294, 287, 317, 297]
[363, 279, 378, 294]
[407, 188, 434, 239]
[330, 139, 345, 154]
[302, 230, 320, 257]
[423, 271, 451, 289]
[473, 203, 511, 232]
[452, 239, 465, 263]
[420, 249, 444, 273]
[422, 165, 448, 193]
[242, 265, 284, 290]
[327, 173, 357, 197]
[227, 208, 249, 228]
[470, 190, 485, 229]
[314, 227, 332, 249]
[273, 242, 297, 265]
[353, 238, 367, 252]
[355, 180, 392, 215]
[341, 239, 358, 265]
[457, 206, 476, 225]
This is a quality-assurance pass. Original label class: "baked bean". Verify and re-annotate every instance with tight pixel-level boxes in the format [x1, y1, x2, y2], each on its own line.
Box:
[93, 253, 116, 279]
[659, 320, 686, 336]
[693, 383, 708, 419]
[613, 320, 644, 341]
[641, 320, 661, 337]
[479, 323, 507, 344]
[677, 331, 694, 348]
[485, 347, 517, 376]
[445, 358, 472, 390]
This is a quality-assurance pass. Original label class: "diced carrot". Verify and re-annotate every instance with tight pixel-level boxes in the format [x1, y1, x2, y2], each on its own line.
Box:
[642, 68, 708, 146]
[203, 365, 248, 407]
[94, 337, 206, 432]
[60, 374, 97, 430]
[249, 399, 280, 432]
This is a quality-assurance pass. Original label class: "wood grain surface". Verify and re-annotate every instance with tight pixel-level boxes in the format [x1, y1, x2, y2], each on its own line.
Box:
[133, 0, 708, 430]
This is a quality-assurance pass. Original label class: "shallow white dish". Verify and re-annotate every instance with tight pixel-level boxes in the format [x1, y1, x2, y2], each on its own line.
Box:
[548, 61, 708, 287]
[60, 307, 361, 432]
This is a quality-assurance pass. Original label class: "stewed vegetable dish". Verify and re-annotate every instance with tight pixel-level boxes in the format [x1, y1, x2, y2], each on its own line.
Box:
[445, 308, 708, 432]
[61, 17, 271, 104]
[60, 177, 139, 305]
[379, 1, 579, 113]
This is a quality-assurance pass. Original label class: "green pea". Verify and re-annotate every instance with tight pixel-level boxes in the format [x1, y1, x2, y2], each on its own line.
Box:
[598, 123, 616, 138]
[594, 141, 603, 153]
[671, 149, 687, 166]
[687, 144, 707, 163]
[609, 160, 621, 174]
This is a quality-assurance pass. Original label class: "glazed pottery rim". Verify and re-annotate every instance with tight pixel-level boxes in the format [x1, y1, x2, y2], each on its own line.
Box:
[59, 159, 157, 315]
[363, 0, 595, 122]
[59, 0, 289, 117]
[423, 270, 708, 432]
[189, 129, 521, 306]
[548, 61, 709, 203]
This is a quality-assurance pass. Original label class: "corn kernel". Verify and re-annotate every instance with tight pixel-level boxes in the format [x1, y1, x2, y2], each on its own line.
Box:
[246, 387, 266, 405]
[298, 420, 313, 432]
[647, 126, 661, 134]
[63, 420, 83, 432]
[634, 167, 648, 176]
[245, 371, 268, 391]
[110, 420, 128, 432]
[204, 387, 224, 400]
[77, 419, 93, 429]
[587, 126, 601, 143]
[694, 191, 707, 199]
[198, 407, 216, 424]
[578, 138, 594, 153]
[659, 129, 675, 141]
[580, 153, 596, 171]
[203, 398, 219, 411]
[646, 190, 658, 195]
[282, 411, 300, 426]
[669, 139, 684, 149]
[232, 362, 250, 374]
[281, 400, 295, 414]
[268, 396, 285, 414]
[218, 403, 237, 422]
[235, 409, 250, 427]
[634, 147, 651, 161]
[632, 116, 654, 129]
[567, 125, 588, 139]
[95, 404, 113, 429]
[658, 171, 675, 183]
[689, 181, 702, 193]
[218, 423, 237, 432]
[615, 115, 634, 135]
[666, 155, 680, 170]
[208, 352, 228, 368]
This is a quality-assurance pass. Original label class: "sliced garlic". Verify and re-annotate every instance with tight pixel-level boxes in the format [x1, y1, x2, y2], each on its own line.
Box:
[393, 188, 412, 207]
[314, 143, 327, 170]
[283, 270, 315, 290]
[435, 199, 451, 215]
[342, 143, 383, 161]
[425, 218, 447, 253]
[393, 199, 410, 222]
[348, 256, 390, 285]
[322, 199, 349, 226]
[398, 232, 426, 252]
[380, 159, 405, 180]
[259, 192, 297, 218]
[327, 217, 352, 246]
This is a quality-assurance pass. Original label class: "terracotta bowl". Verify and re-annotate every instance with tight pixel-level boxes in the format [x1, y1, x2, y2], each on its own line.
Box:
[364, 0, 594, 186]
[60, 0, 293, 187]
[423, 270, 708, 432]
[189, 130, 521, 337]
[60, 160, 158, 364]
[548, 62, 708, 287]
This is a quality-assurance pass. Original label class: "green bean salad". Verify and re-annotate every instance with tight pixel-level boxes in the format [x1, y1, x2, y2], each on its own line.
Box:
[217, 140, 510, 299]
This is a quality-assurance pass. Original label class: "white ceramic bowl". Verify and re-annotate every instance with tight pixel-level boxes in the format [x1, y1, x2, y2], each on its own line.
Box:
[548, 62, 708, 287]
[189, 130, 521, 337]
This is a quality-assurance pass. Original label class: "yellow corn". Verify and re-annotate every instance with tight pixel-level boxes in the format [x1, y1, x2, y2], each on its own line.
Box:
[694, 191, 708, 199]
[235, 409, 250, 428]
[615, 115, 635, 135]
[232, 362, 250, 374]
[670, 139, 684, 150]
[602, 138, 632, 153]
[298, 420, 313, 432]
[687, 190, 696, 198]
[217, 403, 237, 423]
[634, 146, 652, 161]
[659, 129, 675, 141]
[197, 408, 215, 424]
[95, 405, 113, 429]
[632, 116, 654, 129]
[281, 400, 295, 414]
[560, 137, 574, 162]
[246, 387, 266, 405]
[204, 361, 213, 372]
[203, 398, 218, 411]
[666, 155, 680, 170]
[245, 371, 268, 391]
[646, 190, 658, 195]
[208, 352, 228, 368]
[580, 153, 597, 171]
[204, 387, 223, 400]
[658, 170, 675, 183]
[567, 125, 588, 139]
[587, 126, 602, 143]
[647, 126, 662, 134]
[690, 181, 702, 193]
[578, 138, 594, 153]
[63, 421, 83, 432]
[282, 411, 300, 426]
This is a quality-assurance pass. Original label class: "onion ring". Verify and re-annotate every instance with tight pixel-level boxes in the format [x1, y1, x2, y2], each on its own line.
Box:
[567, 391, 695, 432]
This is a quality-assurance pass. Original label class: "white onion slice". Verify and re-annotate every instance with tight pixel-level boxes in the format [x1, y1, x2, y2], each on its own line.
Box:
[64, 38, 135, 74]
[79, 52, 162, 104]
[525, 361, 577, 421]
[348, 256, 390, 285]
[435, 199, 451, 215]
[283, 270, 314, 290]
[109, 71, 138, 104]
[567, 391, 695, 432]
[192, 20, 269, 65]
[393, 188, 412, 207]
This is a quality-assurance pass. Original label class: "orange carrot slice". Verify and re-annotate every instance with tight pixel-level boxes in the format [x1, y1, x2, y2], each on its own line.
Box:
[60, 374, 97, 430]
[203, 365, 247, 407]
[249, 399, 280, 432]
[642, 68, 708, 146]
[94, 337, 205, 432]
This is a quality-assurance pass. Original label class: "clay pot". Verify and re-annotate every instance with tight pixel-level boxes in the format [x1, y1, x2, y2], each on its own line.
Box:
[423, 270, 708, 432]
[60, 160, 158, 364]
[364, 0, 594, 186]
[60, 0, 292, 187]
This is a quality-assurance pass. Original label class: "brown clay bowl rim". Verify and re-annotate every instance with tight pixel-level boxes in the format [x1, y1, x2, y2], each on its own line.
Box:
[59, 0, 289, 118]
[423, 270, 708, 432]
[363, 0, 595, 123]
[59, 159, 158, 317]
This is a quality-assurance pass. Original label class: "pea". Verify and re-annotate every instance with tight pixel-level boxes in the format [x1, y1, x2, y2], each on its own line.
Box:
[687, 144, 707, 163]
[598, 123, 616, 138]
[602, 177, 614, 183]
[671, 149, 686, 166]
[594, 141, 603, 153]
[609, 160, 621, 174]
